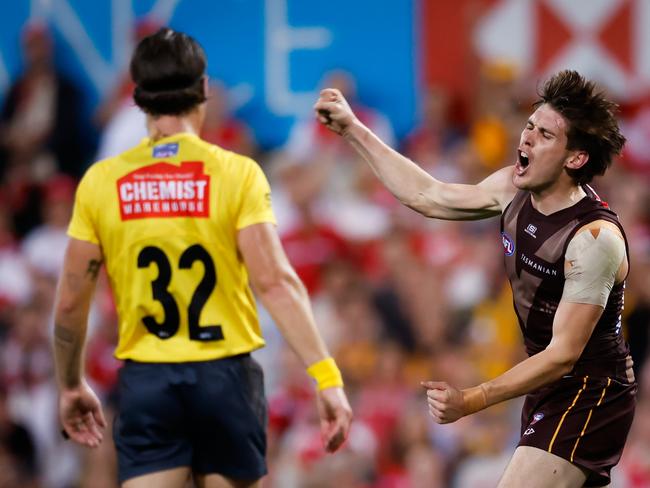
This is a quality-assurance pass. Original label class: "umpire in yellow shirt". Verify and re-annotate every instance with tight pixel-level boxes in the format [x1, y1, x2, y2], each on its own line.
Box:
[52, 28, 352, 488]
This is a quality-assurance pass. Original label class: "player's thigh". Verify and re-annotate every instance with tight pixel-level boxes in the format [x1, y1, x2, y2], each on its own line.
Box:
[498, 446, 587, 488]
[122, 467, 191, 488]
[194, 473, 262, 488]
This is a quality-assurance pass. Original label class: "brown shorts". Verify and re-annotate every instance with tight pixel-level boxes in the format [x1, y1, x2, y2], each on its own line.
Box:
[518, 375, 636, 487]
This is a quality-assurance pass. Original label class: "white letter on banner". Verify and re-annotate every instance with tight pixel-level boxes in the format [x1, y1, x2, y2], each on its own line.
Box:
[48, 0, 113, 94]
[264, 0, 332, 116]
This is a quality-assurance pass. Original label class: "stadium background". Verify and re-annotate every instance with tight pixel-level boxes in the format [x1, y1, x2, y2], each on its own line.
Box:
[0, 0, 648, 486]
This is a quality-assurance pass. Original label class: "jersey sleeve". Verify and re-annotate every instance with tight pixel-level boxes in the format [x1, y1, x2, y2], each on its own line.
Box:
[235, 158, 276, 230]
[67, 165, 100, 244]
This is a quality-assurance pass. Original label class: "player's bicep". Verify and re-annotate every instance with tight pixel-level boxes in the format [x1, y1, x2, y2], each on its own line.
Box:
[422, 166, 516, 220]
[562, 226, 626, 307]
[548, 301, 603, 364]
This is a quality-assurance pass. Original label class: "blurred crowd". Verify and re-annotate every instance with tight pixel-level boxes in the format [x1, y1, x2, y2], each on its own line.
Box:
[1, 21, 649, 488]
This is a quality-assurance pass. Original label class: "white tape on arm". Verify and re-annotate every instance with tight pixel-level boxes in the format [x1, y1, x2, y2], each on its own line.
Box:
[562, 227, 626, 307]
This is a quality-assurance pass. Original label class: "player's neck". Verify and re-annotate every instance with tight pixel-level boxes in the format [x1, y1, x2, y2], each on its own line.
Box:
[147, 111, 203, 142]
[530, 182, 586, 216]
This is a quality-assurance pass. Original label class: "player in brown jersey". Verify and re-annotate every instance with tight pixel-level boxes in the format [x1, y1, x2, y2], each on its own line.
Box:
[315, 70, 635, 487]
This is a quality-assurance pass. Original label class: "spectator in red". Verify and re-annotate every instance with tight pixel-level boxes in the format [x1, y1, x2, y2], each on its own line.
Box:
[0, 200, 32, 329]
[281, 210, 352, 295]
[274, 156, 353, 295]
[402, 85, 464, 168]
[201, 81, 258, 157]
[285, 69, 395, 162]
[22, 174, 76, 279]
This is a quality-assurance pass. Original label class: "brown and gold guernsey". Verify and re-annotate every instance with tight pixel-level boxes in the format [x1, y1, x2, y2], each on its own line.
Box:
[500, 185, 631, 382]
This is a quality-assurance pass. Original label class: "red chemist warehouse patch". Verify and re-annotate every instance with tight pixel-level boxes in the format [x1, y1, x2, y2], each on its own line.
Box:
[117, 161, 210, 220]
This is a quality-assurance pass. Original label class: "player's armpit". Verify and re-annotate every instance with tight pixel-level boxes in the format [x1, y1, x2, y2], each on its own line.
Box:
[562, 224, 626, 307]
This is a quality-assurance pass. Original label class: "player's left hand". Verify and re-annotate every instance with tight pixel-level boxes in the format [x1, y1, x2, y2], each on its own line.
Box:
[421, 381, 465, 424]
[59, 380, 107, 448]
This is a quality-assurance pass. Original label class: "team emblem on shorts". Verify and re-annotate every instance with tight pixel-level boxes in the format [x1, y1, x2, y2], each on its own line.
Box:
[501, 232, 515, 256]
[531, 412, 544, 424]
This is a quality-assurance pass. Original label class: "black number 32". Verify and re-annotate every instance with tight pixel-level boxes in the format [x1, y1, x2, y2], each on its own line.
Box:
[137, 244, 224, 341]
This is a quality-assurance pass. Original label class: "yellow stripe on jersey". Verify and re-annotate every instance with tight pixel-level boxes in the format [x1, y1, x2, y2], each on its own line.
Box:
[548, 376, 588, 454]
[570, 377, 611, 462]
[68, 133, 276, 362]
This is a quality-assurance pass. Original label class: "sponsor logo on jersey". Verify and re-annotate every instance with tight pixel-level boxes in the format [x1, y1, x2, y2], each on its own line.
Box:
[117, 161, 210, 220]
[520, 253, 558, 276]
[525, 223, 537, 238]
[153, 143, 179, 158]
[501, 232, 515, 256]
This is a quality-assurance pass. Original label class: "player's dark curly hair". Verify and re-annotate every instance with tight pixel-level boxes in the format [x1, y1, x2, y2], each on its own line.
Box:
[130, 28, 207, 116]
[534, 70, 626, 184]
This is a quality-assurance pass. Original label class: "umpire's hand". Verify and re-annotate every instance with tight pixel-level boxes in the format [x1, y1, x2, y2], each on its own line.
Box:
[59, 380, 107, 448]
[317, 386, 353, 452]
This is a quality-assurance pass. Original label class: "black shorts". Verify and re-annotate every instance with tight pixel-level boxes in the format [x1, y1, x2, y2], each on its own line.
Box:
[518, 375, 636, 487]
[113, 354, 267, 484]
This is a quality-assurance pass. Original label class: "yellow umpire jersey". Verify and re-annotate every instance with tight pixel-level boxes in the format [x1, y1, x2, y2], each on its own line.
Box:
[68, 133, 276, 362]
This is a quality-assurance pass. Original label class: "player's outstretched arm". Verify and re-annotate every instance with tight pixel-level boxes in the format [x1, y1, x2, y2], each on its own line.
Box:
[422, 221, 627, 423]
[53, 238, 107, 447]
[238, 223, 352, 452]
[314, 88, 517, 220]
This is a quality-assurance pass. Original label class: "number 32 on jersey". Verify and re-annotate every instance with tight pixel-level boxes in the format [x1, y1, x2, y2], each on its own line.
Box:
[137, 243, 224, 342]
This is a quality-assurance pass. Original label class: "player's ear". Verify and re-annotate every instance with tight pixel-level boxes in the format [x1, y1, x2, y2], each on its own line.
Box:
[566, 151, 589, 170]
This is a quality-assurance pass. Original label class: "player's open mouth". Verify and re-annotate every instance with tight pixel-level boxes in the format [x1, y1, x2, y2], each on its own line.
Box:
[515, 150, 530, 175]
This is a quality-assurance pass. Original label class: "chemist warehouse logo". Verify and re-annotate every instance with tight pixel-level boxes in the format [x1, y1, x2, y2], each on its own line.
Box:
[117, 162, 210, 220]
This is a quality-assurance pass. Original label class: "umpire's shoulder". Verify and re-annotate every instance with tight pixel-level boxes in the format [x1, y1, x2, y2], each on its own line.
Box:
[77, 156, 115, 185]
[201, 141, 261, 176]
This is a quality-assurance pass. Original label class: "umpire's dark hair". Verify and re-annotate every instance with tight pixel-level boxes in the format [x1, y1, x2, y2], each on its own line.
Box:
[130, 27, 207, 116]
[535, 70, 626, 185]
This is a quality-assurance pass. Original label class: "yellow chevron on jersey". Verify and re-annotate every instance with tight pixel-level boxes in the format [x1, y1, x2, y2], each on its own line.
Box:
[68, 133, 275, 362]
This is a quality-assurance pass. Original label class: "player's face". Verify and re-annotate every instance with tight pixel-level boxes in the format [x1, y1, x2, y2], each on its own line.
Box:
[513, 104, 574, 194]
